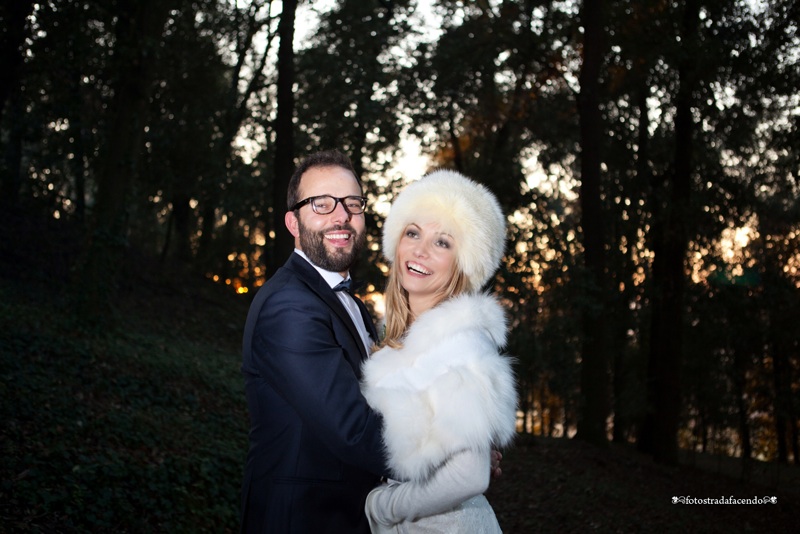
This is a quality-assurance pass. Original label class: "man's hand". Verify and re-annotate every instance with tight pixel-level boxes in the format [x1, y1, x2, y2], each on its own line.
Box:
[490, 449, 503, 478]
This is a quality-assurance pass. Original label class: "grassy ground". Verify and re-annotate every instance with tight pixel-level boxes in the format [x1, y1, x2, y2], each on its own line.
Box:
[1, 214, 798, 532]
[485, 435, 799, 533]
[0, 258, 251, 532]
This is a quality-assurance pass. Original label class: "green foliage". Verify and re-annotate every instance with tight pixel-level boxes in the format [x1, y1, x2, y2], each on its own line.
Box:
[294, 0, 411, 166]
[0, 278, 248, 532]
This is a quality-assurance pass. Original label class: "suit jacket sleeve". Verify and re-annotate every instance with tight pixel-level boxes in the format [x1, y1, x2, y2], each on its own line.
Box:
[248, 279, 390, 476]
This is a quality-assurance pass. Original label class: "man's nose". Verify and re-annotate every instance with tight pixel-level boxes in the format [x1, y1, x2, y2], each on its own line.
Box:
[330, 199, 352, 222]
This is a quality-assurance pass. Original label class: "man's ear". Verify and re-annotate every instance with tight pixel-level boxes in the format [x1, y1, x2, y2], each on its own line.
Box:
[285, 211, 300, 238]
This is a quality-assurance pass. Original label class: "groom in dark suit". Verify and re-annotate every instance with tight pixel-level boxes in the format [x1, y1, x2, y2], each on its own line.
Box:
[240, 150, 391, 533]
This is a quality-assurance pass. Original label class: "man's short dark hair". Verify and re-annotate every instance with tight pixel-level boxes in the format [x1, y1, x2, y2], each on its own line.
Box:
[287, 150, 361, 210]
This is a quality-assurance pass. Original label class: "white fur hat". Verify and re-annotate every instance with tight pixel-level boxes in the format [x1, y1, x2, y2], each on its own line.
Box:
[382, 169, 506, 292]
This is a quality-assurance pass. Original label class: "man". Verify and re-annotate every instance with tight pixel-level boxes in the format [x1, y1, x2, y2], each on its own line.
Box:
[240, 150, 390, 533]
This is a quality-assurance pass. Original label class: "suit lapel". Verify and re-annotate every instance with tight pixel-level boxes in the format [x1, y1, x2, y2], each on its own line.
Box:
[287, 253, 373, 361]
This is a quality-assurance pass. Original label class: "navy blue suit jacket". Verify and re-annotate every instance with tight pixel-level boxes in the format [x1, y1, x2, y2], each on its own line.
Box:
[240, 252, 390, 533]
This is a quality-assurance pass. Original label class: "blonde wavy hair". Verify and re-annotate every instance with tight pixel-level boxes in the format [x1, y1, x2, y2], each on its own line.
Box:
[376, 253, 470, 350]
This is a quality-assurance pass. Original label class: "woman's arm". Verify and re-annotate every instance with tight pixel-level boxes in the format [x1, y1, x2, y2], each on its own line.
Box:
[365, 448, 491, 526]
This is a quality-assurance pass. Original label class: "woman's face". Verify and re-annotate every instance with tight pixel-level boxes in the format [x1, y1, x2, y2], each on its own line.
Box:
[396, 222, 457, 313]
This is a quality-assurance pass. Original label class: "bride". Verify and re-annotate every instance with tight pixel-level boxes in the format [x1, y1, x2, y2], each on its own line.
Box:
[362, 169, 517, 533]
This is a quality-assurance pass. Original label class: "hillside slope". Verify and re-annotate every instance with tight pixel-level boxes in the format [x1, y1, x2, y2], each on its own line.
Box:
[487, 435, 799, 533]
[1, 212, 797, 532]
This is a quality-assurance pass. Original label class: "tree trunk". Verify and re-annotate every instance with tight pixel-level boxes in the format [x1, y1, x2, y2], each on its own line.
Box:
[639, 0, 699, 465]
[612, 75, 650, 445]
[761, 228, 798, 465]
[269, 0, 297, 278]
[771, 330, 791, 463]
[0, 0, 34, 125]
[75, 0, 173, 320]
[68, 70, 88, 225]
[733, 345, 752, 479]
[449, 114, 464, 172]
[575, 0, 611, 446]
[0, 0, 35, 210]
[1, 87, 24, 211]
[63, 0, 89, 224]
[170, 193, 194, 264]
[196, 201, 217, 271]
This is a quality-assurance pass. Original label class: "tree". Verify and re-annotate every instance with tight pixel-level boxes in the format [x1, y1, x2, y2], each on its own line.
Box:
[269, 0, 298, 276]
[75, 0, 177, 319]
[636, 0, 699, 465]
[196, 0, 280, 275]
[574, 0, 611, 446]
[0, 0, 34, 127]
[147, 4, 232, 265]
[0, 0, 35, 209]
[143, 0, 280, 280]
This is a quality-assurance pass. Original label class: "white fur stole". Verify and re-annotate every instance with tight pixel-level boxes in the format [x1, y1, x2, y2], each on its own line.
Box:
[362, 293, 517, 482]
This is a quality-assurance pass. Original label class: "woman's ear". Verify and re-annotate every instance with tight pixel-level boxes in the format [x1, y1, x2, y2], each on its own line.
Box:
[285, 211, 300, 238]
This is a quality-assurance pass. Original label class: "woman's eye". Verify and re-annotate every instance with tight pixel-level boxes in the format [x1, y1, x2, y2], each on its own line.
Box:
[436, 239, 450, 248]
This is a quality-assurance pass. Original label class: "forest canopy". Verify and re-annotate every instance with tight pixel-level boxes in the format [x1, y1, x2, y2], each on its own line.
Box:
[1, 0, 798, 467]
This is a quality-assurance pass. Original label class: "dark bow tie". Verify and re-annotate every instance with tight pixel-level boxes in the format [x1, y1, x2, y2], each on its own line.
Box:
[333, 278, 354, 295]
[334, 278, 364, 296]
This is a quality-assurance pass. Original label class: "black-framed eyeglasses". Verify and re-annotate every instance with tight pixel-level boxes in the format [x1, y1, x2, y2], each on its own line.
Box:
[291, 195, 368, 215]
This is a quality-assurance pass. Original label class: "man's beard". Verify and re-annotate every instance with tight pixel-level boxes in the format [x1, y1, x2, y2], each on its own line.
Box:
[298, 219, 366, 273]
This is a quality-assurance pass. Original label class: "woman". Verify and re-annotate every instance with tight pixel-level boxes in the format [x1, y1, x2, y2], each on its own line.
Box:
[362, 169, 517, 533]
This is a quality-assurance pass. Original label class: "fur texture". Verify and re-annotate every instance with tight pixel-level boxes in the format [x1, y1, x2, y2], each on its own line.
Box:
[382, 170, 506, 292]
[362, 293, 517, 482]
